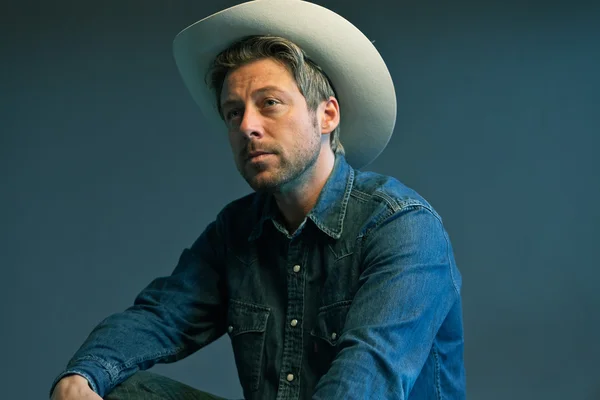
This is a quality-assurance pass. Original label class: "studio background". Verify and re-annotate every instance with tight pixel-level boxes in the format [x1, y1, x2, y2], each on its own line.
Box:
[2, 0, 599, 399]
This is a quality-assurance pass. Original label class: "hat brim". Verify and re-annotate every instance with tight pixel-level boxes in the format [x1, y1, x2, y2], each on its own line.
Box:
[172, 0, 396, 169]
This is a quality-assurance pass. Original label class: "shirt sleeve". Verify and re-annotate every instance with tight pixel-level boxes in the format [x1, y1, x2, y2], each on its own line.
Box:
[312, 204, 462, 399]
[49, 218, 228, 398]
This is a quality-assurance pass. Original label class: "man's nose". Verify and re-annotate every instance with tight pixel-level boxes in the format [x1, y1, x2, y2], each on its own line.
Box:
[238, 107, 263, 138]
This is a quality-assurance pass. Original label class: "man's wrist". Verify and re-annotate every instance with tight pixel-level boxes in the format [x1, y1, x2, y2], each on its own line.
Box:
[60, 373, 90, 386]
[53, 373, 93, 395]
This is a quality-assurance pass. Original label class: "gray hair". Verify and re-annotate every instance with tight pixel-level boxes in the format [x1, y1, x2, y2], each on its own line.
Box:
[206, 35, 344, 156]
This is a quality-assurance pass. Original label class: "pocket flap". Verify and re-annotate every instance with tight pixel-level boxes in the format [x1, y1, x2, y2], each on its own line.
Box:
[227, 299, 270, 337]
[310, 300, 352, 345]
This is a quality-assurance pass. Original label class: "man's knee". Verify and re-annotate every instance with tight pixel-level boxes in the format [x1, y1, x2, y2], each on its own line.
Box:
[104, 371, 163, 400]
[104, 370, 224, 400]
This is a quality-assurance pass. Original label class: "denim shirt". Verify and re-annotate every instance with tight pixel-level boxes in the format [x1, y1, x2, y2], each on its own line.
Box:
[50, 154, 466, 399]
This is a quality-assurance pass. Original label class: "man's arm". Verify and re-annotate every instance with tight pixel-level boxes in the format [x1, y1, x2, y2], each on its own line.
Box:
[49, 219, 228, 398]
[312, 205, 462, 399]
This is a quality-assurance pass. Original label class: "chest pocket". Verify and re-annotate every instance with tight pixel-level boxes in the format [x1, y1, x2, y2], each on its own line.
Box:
[309, 300, 352, 376]
[226, 299, 270, 393]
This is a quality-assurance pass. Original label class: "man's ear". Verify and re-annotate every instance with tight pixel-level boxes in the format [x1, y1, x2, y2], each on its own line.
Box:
[320, 96, 340, 135]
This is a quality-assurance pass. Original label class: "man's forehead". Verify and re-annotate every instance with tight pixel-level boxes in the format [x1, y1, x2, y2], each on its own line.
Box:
[220, 61, 296, 102]
[225, 59, 289, 84]
[221, 85, 288, 104]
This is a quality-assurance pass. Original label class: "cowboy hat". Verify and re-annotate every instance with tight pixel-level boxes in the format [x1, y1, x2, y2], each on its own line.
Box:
[172, 0, 396, 169]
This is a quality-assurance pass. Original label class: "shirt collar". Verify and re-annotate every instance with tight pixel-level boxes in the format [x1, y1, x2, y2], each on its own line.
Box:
[248, 153, 354, 241]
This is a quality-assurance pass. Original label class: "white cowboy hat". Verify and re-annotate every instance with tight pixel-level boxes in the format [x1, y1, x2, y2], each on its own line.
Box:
[172, 0, 396, 169]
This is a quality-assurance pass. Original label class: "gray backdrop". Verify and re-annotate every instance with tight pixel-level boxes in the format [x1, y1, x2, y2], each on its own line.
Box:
[2, 0, 599, 399]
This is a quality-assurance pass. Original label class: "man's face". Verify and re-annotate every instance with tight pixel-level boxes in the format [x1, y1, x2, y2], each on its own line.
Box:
[220, 58, 322, 192]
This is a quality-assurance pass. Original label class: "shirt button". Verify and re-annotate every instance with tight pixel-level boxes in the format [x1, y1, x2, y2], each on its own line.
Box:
[331, 332, 337, 340]
[287, 373, 294, 382]
[227, 325, 233, 333]
[293, 264, 301, 273]
[290, 319, 298, 327]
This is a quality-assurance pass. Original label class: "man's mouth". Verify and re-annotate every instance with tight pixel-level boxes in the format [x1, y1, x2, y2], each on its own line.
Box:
[247, 151, 272, 161]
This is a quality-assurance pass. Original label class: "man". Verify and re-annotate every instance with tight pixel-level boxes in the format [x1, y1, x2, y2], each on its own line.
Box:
[50, 1, 465, 399]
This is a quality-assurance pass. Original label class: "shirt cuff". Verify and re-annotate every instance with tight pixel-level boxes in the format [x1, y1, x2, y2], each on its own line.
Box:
[49, 358, 110, 398]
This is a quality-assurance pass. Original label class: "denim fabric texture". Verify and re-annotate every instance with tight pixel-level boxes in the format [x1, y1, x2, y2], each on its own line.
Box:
[50, 153, 466, 399]
[104, 371, 228, 400]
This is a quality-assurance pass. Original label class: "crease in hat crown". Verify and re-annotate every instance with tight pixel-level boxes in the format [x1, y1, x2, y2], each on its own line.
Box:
[172, 0, 397, 169]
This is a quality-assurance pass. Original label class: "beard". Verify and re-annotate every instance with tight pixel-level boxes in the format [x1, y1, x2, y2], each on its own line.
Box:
[237, 118, 322, 193]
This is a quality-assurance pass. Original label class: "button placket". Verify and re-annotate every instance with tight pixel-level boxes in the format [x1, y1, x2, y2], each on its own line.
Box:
[277, 242, 306, 397]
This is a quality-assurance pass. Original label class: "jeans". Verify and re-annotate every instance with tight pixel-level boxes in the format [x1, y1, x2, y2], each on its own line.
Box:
[104, 371, 229, 400]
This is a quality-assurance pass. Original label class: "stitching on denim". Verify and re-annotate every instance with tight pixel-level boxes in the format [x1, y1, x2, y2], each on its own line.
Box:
[311, 167, 354, 239]
[432, 215, 461, 296]
[373, 190, 438, 217]
[377, 200, 459, 297]
[350, 188, 371, 202]
[57, 369, 99, 394]
[232, 251, 257, 265]
[363, 204, 395, 239]
[227, 300, 271, 391]
[363, 202, 423, 241]
[106, 304, 223, 374]
[373, 190, 402, 212]
[311, 300, 353, 344]
[228, 307, 270, 336]
[295, 245, 308, 398]
[229, 298, 272, 312]
[327, 243, 354, 261]
[335, 167, 355, 237]
[123, 346, 188, 370]
[445, 229, 461, 296]
[359, 201, 460, 301]
[253, 326, 268, 392]
[317, 299, 353, 312]
[433, 343, 443, 400]
[410, 207, 460, 296]
[73, 354, 120, 384]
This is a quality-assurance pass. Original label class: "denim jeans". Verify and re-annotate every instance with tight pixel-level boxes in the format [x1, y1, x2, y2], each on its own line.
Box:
[104, 371, 228, 400]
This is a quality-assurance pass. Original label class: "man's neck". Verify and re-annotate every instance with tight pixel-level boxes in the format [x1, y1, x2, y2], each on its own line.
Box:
[273, 148, 335, 233]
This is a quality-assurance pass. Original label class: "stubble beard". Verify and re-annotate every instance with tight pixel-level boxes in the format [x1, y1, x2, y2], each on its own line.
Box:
[241, 120, 322, 193]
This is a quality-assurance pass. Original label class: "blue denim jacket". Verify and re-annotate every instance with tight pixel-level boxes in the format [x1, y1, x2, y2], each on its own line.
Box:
[50, 154, 465, 399]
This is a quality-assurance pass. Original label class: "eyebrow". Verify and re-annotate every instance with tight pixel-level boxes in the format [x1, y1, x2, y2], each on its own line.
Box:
[220, 86, 286, 110]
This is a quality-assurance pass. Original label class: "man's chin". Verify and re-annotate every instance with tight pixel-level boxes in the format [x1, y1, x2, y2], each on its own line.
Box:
[244, 171, 280, 192]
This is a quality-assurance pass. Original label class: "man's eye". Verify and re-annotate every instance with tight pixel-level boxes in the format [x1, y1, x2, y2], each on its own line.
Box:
[226, 109, 241, 120]
[264, 99, 279, 107]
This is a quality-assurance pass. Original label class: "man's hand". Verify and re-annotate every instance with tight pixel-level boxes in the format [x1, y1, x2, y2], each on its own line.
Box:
[50, 374, 102, 400]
